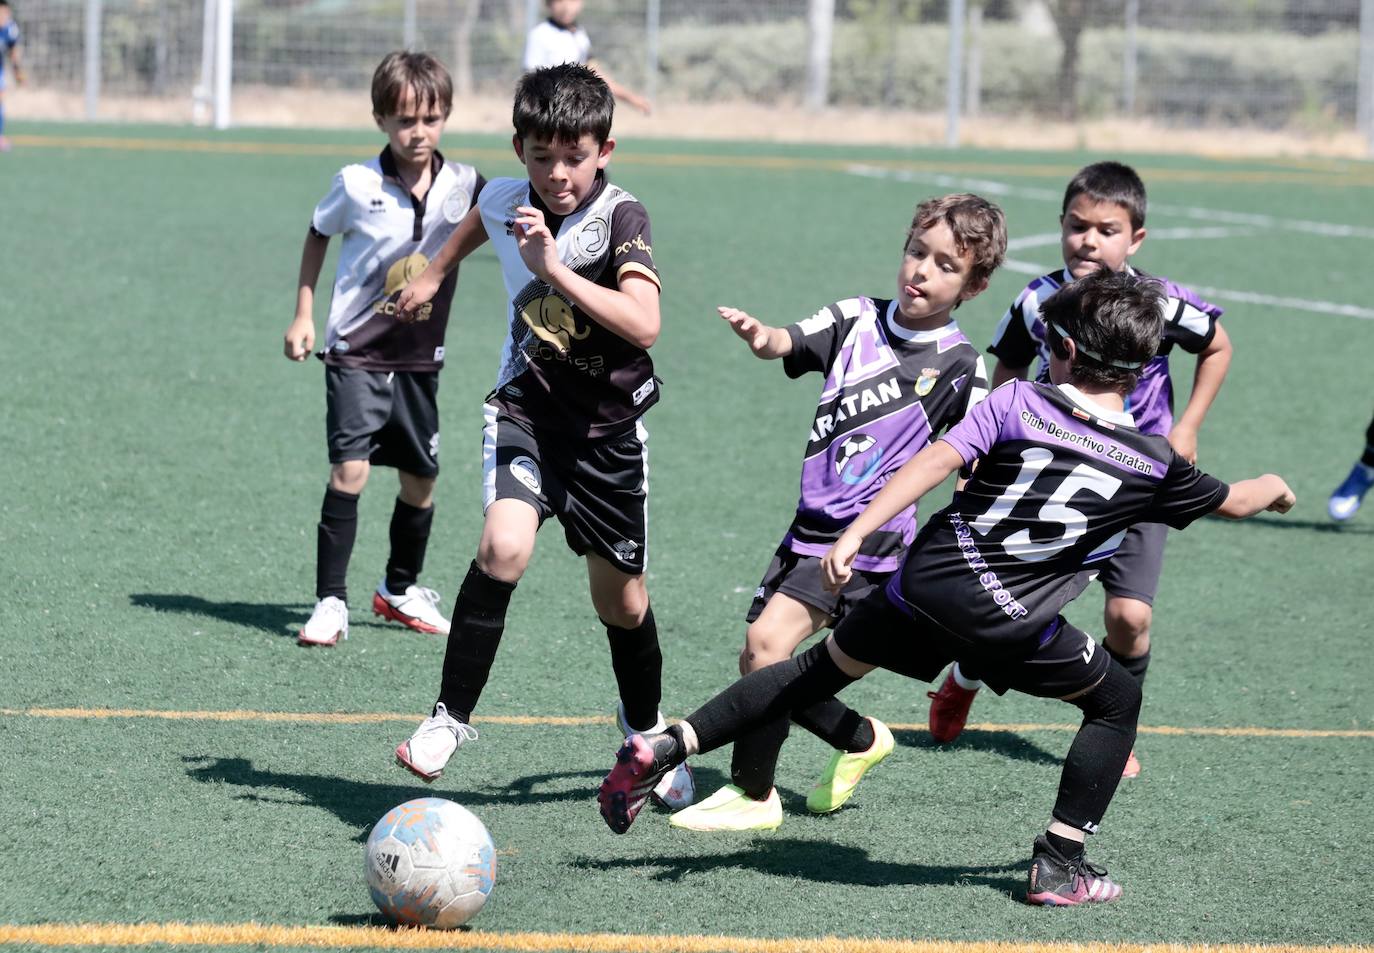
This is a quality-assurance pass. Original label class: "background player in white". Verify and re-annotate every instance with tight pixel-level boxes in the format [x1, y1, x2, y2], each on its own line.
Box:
[0, 0, 25, 153]
[284, 52, 484, 647]
[523, 0, 652, 114]
[670, 194, 1005, 832]
[599, 270, 1293, 907]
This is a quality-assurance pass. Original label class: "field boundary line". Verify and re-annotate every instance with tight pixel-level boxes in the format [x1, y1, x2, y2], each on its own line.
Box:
[3, 707, 1370, 739]
[2, 922, 1370, 953]
[12, 133, 1374, 187]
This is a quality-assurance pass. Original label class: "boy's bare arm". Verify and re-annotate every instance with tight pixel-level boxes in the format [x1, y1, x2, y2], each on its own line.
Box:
[1213, 473, 1295, 519]
[512, 206, 661, 348]
[1169, 320, 1233, 464]
[396, 205, 489, 317]
[990, 358, 1030, 388]
[718, 306, 792, 359]
[821, 441, 965, 591]
[9, 42, 23, 83]
[284, 229, 330, 361]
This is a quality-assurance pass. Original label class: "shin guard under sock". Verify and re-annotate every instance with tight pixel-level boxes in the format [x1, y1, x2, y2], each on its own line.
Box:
[385, 497, 434, 593]
[435, 561, 516, 722]
[316, 486, 359, 601]
[604, 605, 663, 733]
[792, 697, 874, 753]
[1105, 642, 1150, 690]
[1051, 658, 1142, 835]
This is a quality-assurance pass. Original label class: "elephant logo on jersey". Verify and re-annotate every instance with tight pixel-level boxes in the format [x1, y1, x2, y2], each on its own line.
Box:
[376, 253, 433, 320]
[915, 367, 941, 397]
[522, 293, 590, 354]
[835, 433, 884, 486]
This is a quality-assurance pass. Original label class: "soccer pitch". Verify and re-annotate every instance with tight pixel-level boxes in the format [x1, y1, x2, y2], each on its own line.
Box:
[1, 123, 1372, 952]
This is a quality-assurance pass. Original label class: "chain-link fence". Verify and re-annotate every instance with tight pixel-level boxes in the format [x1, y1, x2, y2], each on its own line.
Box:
[11, 0, 1374, 143]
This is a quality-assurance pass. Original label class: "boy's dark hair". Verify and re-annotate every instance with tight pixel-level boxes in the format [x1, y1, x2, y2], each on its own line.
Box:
[908, 193, 1007, 291]
[513, 63, 614, 145]
[371, 51, 453, 119]
[1062, 161, 1147, 231]
[1041, 269, 1163, 393]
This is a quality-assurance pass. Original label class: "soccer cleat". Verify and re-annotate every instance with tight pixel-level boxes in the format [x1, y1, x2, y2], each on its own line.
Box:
[394, 703, 478, 782]
[297, 596, 349, 647]
[669, 784, 782, 832]
[373, 582, 451, 635]
[927, 671, 979, 743]
[614, 702, 697, 810]
[1328, 463, 1374, 521]
[1026, 835, 1123, 906]
[598, 733, 681, 834]
[805, 716, 895, 814]
[1121, 750, 1141, 779]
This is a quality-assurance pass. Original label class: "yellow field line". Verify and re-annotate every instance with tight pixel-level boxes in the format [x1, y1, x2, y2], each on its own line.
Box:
[2, 707, 1370, 739]
[11, 134, 1374, 187]
[2, 923, 1368, 953]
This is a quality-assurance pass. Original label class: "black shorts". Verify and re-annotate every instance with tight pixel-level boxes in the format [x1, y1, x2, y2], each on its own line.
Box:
[1095, 521, 1168, 605]
[746, 545, 889, 625]
[831, 590, 1110, 700]
[326, 366, 440, 477]
[483, 404, 649, 574]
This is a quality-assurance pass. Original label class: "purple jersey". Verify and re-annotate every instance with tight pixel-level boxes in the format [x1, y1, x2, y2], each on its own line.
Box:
[987, 268, 1223, 436]
[886, 380, 1228, 655]
[781, 297, 989, 572]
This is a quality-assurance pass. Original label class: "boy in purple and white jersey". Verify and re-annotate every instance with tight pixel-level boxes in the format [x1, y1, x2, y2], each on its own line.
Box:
[599, 270, 1294, 907]
[930, 163, 1234, 778]
[669, 194, 1005, 833]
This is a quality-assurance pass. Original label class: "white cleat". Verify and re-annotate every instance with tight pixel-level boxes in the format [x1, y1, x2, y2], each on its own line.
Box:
[297, 596, 349, 647]
[373, 582, 451, 635]
[615, 701, 696, 810]
[394, 703, 478, 782]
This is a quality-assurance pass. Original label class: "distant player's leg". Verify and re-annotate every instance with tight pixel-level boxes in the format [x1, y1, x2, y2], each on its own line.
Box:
[1328, 410, 1374, 521]
[1003, 619, 1139, 906]
[0, 84, 9, 151]
[395, 407, 547, 781]
[1099, 522, 1165, 778]
[372, 372, 451, 635]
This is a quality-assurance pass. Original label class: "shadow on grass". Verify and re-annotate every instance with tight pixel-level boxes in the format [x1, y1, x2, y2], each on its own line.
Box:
[894, 727, 1062, 766]
[327, 912, 476, 932]
[1214, 514, 1372, 535]
[130, 593, 397, 636]
[576, 837, 1024, 894]
[182, 755, 603, 839]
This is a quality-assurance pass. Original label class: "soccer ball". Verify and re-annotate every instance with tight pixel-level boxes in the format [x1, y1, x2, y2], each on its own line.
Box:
[364, 797, 496, 928]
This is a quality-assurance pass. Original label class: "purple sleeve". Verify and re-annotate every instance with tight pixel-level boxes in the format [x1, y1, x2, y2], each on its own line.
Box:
[939, 379, 1017, 466]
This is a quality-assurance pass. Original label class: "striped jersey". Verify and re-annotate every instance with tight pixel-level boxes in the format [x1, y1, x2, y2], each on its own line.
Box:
[479, 173, 661, 440]
[887, 380, 1228, 655]
[0, 20, 18, 80]
[311, 148, 484, 372]
[987, 267, 1223, 436]
[781, 297, 989, 572]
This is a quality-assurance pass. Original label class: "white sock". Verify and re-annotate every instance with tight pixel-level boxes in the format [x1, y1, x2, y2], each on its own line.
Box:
[952, 663, 984, 691]
[677, 720, 700, 757]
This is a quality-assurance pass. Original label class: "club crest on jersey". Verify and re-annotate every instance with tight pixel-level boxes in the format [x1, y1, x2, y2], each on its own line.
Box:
[442, 188, 469, 224]
[915, 367, 941, 397]
[574, 218, 609, 257]
[835, 433, 883, 486]
[509, 455, 541, 494]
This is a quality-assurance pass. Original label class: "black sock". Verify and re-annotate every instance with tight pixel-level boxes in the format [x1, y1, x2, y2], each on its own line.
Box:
[385, 497, 434, 593]
[435, 561, 517, 722]
[728, 717, 791, 799]
[793, 698, 875, 753]
[1046, 831, 1084, 861]
[605, 605, 662, 732]
[316, 486, 359, 601]
[685, 642, 857, 756]
[1361, 445, 1374, 469]
[1105, 642, 1150, 690]
[1050, 655, 1142, 835]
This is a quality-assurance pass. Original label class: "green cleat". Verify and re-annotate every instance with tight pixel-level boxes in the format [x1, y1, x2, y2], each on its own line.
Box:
[668, 784, 782, 832]
[806, 716, 894, 814]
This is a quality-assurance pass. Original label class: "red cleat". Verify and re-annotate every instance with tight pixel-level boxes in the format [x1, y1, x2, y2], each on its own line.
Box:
[927, 671, 978, 743]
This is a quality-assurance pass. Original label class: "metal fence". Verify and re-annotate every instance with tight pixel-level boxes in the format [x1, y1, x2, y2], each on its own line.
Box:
[11, 0, 1374, 146]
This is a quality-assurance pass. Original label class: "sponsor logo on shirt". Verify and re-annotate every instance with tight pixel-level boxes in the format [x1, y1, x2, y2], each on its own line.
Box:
[376, 253, 433, 321]
[615, 234, 652, 260]
[834, 433, 883, 485]
[521, 293, 589, 353]
[631, 377, 656, 406]
[369, 197, 386, 214]
[434, 347, 445, 362]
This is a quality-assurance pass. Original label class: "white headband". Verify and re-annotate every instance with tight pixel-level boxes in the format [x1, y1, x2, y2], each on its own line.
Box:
[1049, 321, 1145, 370]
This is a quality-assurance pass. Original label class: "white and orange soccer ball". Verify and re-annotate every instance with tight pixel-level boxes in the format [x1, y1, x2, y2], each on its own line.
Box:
[364, 797, 496, 928]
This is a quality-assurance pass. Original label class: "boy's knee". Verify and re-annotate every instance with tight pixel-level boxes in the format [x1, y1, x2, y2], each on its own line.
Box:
[476, 531, 533, 583]
[738, 621, 791, 674]
[1104, 598, 1152, 655]
[397, 472, 436, 508]
[593, 580, 648, 630]
[330, 460, 370, 495]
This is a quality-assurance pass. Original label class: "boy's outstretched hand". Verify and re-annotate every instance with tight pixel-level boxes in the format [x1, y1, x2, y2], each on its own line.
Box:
[1268, 479, 1297, 514]
[283, 314, 315, 361]
[719, 306, 790, 359]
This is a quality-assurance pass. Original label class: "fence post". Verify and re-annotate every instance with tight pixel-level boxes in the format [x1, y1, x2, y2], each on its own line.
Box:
[965, 1, 982, 118]
[213, 0, 233, 129]
[804, 0, 834, 111]
[945, 0, 965, 147]
[645, 0, 660, 106]
[1122, 0, 1138, 115]
[1360, 0, 1374, 152]
[83, 0, 101, 120]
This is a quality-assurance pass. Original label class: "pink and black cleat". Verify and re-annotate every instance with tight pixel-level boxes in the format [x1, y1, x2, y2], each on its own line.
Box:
[1026, 836, 1123, 906]
[597, 733, 678, 834]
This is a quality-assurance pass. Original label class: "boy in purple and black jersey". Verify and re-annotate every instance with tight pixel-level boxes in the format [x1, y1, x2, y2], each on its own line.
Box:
[668, 194, 1005, 833]
[930, 162, 1234, 778]
[599, 270, 1294, 907]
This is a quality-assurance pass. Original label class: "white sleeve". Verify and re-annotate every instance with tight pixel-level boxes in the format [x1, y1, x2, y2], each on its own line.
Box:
[311, 172, 351, 237]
